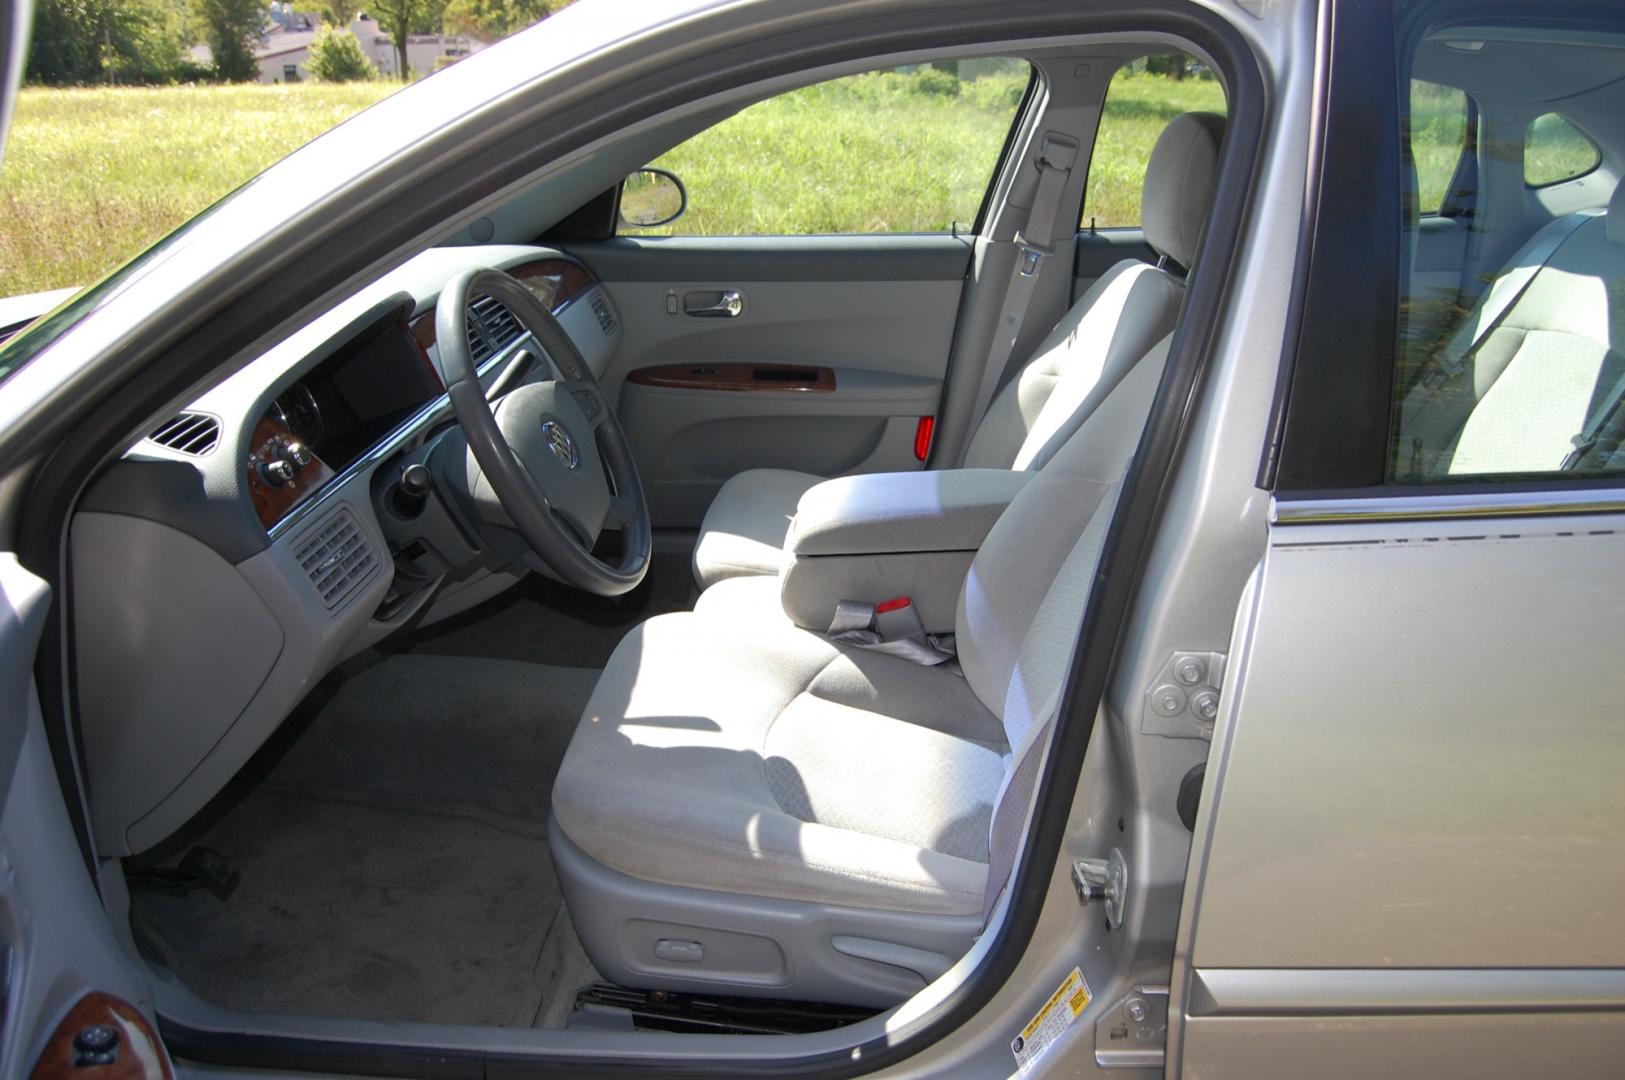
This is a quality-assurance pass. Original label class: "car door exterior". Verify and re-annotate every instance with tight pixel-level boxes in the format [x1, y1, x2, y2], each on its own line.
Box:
[1173, 1, 1625, 1075]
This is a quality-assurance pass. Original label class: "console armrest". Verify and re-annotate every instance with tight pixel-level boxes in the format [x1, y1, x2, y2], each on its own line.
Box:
[780, 469, 1032, 633]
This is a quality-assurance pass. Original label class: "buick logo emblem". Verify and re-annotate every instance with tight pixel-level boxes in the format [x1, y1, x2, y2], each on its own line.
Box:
[540, 419, 579, 470]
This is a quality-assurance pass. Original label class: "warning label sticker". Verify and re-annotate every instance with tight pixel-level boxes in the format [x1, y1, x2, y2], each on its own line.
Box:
[1011, 966, 1092, 1075]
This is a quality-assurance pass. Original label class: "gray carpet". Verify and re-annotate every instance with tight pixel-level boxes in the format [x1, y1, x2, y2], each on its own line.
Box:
[130, 654, 602, 1027]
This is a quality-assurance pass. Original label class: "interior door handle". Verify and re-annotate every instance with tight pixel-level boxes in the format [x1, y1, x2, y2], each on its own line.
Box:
[684, 290, 743, 318]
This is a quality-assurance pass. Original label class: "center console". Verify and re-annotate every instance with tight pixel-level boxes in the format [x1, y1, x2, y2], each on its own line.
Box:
[778, 468, 1034, 633]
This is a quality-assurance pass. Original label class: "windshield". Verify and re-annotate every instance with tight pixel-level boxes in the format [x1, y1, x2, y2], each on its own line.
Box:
[0, 1, 598, 385]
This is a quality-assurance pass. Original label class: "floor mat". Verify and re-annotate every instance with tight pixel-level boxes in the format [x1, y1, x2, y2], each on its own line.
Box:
[130, 654, 601, 1027]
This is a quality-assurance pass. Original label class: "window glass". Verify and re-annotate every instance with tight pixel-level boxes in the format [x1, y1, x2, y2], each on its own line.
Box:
[1391, 31, 1624, 482]
[1524, 113, 1600, 188]
[1410, 80, 1468, 213]
[630, 59, 1032, 236]
[1079, 55, 1227, 228]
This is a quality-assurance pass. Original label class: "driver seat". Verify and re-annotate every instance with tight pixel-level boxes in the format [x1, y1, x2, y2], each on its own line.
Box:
[549, 425, 1123, 1007]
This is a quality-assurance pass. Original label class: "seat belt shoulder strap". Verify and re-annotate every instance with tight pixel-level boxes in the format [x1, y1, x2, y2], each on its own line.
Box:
[960, 132, 1080, 463]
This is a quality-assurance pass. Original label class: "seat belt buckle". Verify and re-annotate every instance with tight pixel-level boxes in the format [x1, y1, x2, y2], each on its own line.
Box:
[873, 596, 918, 639]
[826, 597, 956, 666]
[1014, 231, 1052, 277]
[1419, 351, 1466, 392]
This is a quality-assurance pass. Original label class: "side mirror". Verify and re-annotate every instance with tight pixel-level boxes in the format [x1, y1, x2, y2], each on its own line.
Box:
[618, 168, 687, 229]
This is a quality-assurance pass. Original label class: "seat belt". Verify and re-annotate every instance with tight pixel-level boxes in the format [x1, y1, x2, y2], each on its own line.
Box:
[827, 597, 956, 667]
[1562, 360, 1625, 470]
[960, 132, 1081, 464]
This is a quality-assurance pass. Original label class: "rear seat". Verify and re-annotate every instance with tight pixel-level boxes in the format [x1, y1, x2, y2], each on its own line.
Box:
[1397, 179, 1625, 477]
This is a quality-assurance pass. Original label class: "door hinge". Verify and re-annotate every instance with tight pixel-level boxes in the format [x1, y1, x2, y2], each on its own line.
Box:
[1071, 847, 1127, 929]
[1095, 985, 1169, 1068]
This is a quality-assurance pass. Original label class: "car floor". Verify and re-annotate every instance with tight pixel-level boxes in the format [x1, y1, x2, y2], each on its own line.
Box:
[128, 550, 697, 1028]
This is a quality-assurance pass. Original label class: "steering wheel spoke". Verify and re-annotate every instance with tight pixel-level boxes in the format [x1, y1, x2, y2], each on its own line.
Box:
[604, 494, 640, 531]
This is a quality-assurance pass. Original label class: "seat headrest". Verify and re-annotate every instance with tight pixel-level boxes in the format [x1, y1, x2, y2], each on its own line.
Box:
[1141, 112, 1226, 271]
[1607, 178, 1625, 245]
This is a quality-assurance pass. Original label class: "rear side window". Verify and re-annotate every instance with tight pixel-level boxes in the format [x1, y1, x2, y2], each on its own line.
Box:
[1524, 113, 1600, 188]
[1410, 80, 1469, 213]
[1079, 55, 1227, 228]
[1391, 29, 1625, 483]
[628, 58, 1032, 237]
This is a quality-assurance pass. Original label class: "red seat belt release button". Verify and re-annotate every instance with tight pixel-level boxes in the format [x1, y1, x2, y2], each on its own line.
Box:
[875, 596, 912, 614]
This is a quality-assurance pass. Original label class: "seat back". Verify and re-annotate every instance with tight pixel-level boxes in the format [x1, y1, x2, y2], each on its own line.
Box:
[953, 342, 1159, 739]
[1397, 179, 1625, 477]
[962, 112, 1224, 472]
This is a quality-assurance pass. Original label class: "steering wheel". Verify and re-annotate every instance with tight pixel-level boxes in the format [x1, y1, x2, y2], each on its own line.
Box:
[435, 267, 650, 596]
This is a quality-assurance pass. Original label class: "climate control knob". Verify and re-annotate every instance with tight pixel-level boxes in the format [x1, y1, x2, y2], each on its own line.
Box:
[261, 458, 297, 486]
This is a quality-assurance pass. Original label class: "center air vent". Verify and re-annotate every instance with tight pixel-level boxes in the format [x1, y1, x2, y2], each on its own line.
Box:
[589, 292, 618, 336]
[467, 294, 523, 364]
[147, 412, 220, 456]
[294, 507, 378, 611]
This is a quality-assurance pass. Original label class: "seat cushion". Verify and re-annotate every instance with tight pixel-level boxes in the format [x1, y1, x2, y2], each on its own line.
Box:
[692, 573, 789, 625]
[691, 468, 822, 589]
[551, 610, 1007, 916]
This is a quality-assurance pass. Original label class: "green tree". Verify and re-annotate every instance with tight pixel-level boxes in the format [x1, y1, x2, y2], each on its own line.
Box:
[443, 0, 552, 40]
[196, 0, 268, 82]
[307, 26, 376, 81]
[315, 0, 363, 28]
[26, 0, 196, 85]
[369, 0, 448, 81]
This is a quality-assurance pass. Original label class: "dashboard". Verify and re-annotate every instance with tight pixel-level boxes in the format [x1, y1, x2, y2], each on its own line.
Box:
[244, 256, 604, 532]
[72, 245, 623, 858]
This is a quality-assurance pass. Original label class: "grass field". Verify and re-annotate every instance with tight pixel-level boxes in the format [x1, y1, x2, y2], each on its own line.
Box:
[0, 83, 398, 294]
[1, 69, 1521, 297]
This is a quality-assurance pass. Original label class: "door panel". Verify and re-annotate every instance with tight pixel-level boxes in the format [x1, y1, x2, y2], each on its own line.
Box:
[1178, 507, 1625, 1074]
[571, 236, 971, 527]
[0, 556, 166, 1077]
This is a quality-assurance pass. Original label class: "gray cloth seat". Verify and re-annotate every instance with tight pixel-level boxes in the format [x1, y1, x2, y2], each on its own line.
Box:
[552, 424, 1125, 1003]
[1397, 179, 1625, 477]
[690, 110, 1224, 589]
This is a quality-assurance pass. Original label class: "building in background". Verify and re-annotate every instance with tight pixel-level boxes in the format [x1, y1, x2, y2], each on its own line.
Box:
[190, 5, 487, 84]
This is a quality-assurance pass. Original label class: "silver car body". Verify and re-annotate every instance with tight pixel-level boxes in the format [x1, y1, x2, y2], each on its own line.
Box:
[0, 0, 1620, 1076]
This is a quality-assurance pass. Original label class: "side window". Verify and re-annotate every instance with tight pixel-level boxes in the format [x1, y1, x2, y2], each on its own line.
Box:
[1524, 113, 1601, 188]
[1391, 29, 1624, 483]
[1410, 80, 1470, 214]
[626, 59, 1032, 237]
[1079, 54, 1227, 229]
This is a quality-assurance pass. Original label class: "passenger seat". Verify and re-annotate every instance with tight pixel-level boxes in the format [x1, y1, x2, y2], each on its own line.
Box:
[691, 111, 1226, 589]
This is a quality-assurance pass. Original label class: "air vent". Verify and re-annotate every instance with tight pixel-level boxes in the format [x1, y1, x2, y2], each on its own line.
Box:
[294, 507, 379, 611]
[467, 294, 523, 364]
[465, 320, 491, 366]
[589, 292, 618, 336]
[147, 412, 220, 456]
